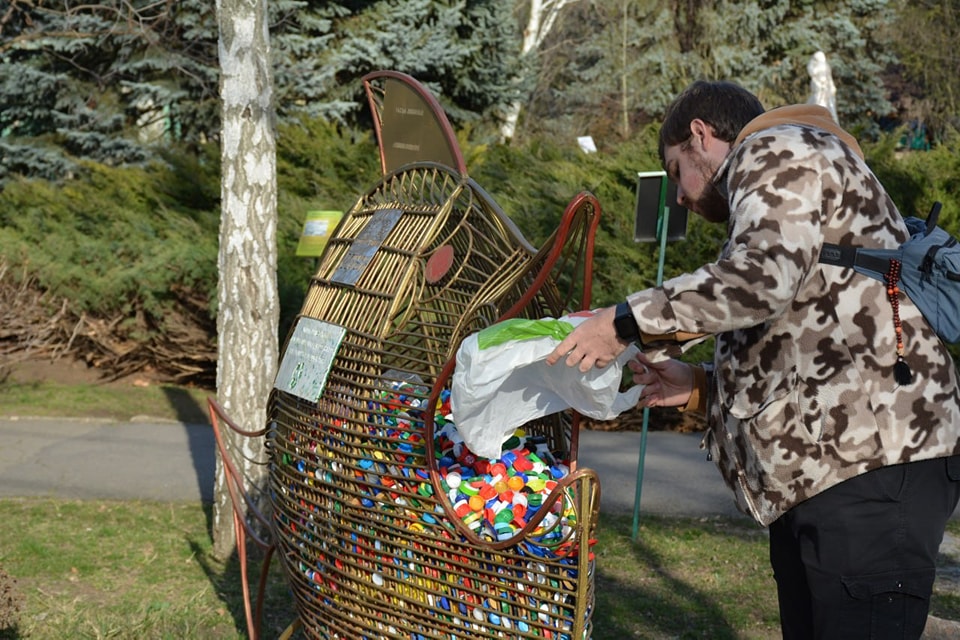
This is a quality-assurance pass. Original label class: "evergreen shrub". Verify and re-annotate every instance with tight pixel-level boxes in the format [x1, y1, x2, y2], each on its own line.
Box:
[3, 121, 958, 381]
[0, 162, 217, 319]
[471, 129, 727, 309]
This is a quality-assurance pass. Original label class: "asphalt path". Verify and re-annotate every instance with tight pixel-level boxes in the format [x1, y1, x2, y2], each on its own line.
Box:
[0, 417, 217, 503]
[5, 417, 957, 524]
[0, 416, 744, 520]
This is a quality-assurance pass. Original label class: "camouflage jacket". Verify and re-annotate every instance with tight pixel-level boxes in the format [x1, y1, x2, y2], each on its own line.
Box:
[629, 107, 960, 525]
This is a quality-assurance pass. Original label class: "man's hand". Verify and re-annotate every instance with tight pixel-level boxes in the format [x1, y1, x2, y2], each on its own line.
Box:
[628, 352, 694, 408]
[545, 305, 628, 372]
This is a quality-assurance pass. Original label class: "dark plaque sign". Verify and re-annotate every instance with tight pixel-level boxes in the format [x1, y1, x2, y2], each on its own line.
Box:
[633, 171, 688, 243]
[331, 208, 405, 286]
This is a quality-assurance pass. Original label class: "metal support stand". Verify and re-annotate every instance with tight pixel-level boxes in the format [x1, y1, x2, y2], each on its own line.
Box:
[631, 205, 670, 542]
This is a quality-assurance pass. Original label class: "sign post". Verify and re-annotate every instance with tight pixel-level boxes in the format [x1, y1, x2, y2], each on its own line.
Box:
[632, 171, 687, 541]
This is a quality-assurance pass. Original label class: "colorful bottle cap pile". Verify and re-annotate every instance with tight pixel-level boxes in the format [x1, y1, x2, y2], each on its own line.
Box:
[386, 382, 586, 552]
[433, 394, 579, 551]
[292, 539, 580, 639]
[279, 379, 590, 555]
[276, 377, 594, 638]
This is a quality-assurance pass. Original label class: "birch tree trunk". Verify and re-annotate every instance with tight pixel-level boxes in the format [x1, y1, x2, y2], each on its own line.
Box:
[212, 0, 279, 560]
[620, 0, 630, 139]
[500, 0, 576, 141]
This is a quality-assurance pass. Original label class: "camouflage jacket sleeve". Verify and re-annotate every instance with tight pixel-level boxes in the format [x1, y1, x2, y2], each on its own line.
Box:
[627, 125, 851, 339]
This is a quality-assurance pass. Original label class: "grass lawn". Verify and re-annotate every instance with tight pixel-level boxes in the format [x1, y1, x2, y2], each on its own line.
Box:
[0, 499, 297, 639]
[0, 376, 212, 424]
[1, 497, 958, 639]
[0, 498, 785, 639]
[1, 375, 959, 638]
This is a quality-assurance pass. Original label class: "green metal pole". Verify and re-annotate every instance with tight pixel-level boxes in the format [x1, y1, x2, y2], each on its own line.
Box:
[631, 204, 670, 542]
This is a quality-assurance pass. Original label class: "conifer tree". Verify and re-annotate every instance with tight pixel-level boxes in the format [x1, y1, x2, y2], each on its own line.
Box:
[695, 0, 896, 131]
[0, 0, 221, 181]
[289, 0, 521, 127]
[0, 0, 521, 183]
[522, 0, 898, 142]
[523, 0, 682, 141]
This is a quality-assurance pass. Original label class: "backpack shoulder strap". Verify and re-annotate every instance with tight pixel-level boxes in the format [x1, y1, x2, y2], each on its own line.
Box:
[819, 202, 943, 281]
[818, 243, 891, 281]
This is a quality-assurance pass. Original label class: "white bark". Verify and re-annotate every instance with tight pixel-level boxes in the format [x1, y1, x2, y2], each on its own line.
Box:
[807, 50, 838, 123]
[212, 0, 279, 560]
[501, 0, 577, 141]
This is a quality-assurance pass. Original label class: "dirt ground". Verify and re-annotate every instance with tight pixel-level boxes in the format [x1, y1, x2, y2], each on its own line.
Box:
[6, 356, 147, 387]
[2, 355, 213, 423]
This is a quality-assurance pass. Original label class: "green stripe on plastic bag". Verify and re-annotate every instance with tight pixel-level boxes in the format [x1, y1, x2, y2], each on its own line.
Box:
[476, 318, 575, 350]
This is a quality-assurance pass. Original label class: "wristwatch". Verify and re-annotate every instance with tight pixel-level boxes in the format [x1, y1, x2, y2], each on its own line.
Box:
[614, 301, 640, 342]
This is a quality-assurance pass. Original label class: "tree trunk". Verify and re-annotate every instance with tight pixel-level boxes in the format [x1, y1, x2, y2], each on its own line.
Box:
[620, 0, 629, 139]
[500, 0, 577, 141]
[212, 0, 279, 560]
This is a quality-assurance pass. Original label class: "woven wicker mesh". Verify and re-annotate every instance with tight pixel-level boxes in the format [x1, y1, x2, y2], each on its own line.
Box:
[268, 162, 602, 639]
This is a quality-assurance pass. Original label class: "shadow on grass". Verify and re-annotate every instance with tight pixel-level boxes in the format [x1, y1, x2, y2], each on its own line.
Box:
[591, 513, 776, 639]
[178, 390, 300, 638]
[188, 503, 302, 639]
[161, 386, 209, 425]
[592, 540, 743, 639]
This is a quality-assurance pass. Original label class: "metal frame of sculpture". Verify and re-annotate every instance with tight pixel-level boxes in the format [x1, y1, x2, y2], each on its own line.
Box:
[253, 70, 603, 638]
[207, 397, 302, 640]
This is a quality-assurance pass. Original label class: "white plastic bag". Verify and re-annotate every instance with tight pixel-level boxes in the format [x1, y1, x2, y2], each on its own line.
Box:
[450, 311, 643, 458]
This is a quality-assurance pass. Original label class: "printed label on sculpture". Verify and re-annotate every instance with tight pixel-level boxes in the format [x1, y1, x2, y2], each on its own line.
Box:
[331, 208, 404, 286]
[295, 210, 343, 257]
[275, 317, 346, 402]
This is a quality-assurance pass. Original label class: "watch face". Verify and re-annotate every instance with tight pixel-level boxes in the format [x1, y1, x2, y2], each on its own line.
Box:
[615, 303, 637, 340]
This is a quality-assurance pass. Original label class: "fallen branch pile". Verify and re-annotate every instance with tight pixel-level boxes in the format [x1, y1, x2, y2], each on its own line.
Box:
[0, 259, 216, 385]
[0, 260, 71, 367]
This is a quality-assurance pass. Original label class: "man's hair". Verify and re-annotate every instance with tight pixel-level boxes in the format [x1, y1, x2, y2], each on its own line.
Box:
[658, 80, 765, 163]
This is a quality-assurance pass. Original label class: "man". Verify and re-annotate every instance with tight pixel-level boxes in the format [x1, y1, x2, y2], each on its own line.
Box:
[546, 80, 960, 639]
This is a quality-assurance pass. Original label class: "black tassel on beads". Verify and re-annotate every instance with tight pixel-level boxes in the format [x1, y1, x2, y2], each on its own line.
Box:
[886, 259, 913, 385]
[894, 356, 913, 385]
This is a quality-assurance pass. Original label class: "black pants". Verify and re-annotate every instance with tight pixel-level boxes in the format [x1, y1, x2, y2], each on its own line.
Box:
[768, 455, 960, 640]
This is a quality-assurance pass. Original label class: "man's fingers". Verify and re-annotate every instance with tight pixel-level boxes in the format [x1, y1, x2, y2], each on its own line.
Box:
[578, 356, 595, 373]
[546, 343, 569, 365]
[638, 381, 660, 405]
[547, 334, 579, 366]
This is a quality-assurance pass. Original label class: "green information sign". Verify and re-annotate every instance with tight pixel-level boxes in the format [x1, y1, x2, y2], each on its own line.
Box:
[274, 317, 346, 402]
[296, 210, 343, 257]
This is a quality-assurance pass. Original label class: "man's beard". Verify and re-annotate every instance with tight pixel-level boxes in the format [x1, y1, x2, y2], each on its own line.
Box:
[691, 180, 729, 223]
